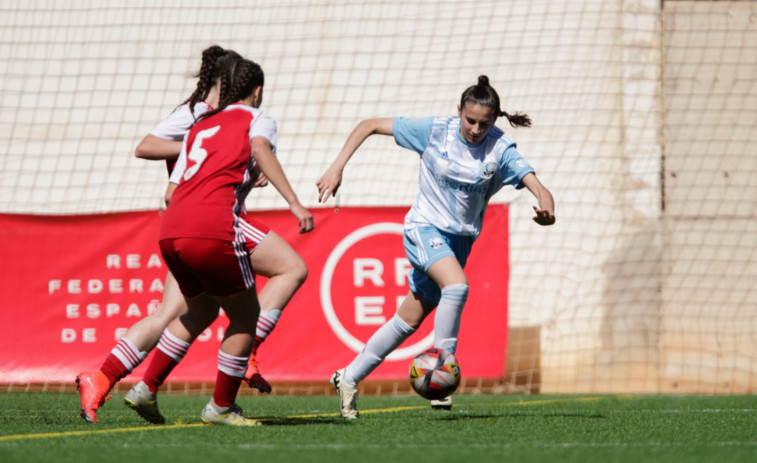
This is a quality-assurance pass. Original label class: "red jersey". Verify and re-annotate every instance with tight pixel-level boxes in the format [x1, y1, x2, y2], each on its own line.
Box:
[159, 104, 277, 241]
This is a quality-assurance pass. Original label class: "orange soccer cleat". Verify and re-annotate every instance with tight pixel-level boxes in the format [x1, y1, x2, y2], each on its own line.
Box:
[243, 347, 272, 393]
[76, 371, 112, 423]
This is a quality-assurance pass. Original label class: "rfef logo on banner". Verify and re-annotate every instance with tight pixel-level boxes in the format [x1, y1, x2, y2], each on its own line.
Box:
[320, 222, 433, 359]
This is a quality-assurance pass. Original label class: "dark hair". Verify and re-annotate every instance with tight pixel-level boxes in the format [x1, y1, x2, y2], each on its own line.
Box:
[198, 58, 265, 121]
[460, 75, 531, 128]
[183, 45, 242, 114]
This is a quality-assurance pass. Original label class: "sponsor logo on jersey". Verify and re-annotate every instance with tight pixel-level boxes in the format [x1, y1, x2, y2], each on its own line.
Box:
[434, 174, 484, 194]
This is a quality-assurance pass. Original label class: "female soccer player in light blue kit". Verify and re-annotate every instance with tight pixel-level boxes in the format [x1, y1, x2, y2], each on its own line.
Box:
[317, 75, 555, 419]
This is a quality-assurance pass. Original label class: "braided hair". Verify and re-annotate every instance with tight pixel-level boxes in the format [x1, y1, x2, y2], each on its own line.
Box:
[182, 45, 242, 114]
[460, 75, 531, 128]
[198, 58, 265, 121]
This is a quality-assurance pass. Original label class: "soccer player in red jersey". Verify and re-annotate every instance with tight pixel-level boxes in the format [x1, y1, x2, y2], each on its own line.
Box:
[76, 47, 307, 424]
[126, 57, 313, 426]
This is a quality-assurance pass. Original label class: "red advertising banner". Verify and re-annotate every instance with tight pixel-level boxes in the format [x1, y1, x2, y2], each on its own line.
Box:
[0, 206, 508, 384]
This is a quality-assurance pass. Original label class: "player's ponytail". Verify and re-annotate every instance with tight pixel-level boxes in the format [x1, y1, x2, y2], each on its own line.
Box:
[198, 58, 265, 121]
[460, 75, 531, 128]
[183, 45, 242, 114]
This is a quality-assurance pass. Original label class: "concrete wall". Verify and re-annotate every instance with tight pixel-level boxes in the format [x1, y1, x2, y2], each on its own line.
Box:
[658, 1, 757, 393]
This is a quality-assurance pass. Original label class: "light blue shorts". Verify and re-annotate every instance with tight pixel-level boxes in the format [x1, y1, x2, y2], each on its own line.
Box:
[403, 226, 473, 306]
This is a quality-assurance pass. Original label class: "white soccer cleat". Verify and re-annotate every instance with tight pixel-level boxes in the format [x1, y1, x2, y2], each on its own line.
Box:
[200, 401, 262, 427]
[430, 396, 453, 410]
[124, 381, 165, 424]
[329, 368, 359, 419]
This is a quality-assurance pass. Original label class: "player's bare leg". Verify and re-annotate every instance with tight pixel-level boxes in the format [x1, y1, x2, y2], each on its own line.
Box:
[122, 272, 187, 351]
[77, 272, 187, 423]
[244, 231, 308, 392]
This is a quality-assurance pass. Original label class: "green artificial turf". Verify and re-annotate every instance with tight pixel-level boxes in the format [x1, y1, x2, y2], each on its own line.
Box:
[0, 392, 755, 462]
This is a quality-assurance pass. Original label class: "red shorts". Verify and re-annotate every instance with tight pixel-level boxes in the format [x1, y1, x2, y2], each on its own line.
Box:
[237, 216, 271, 254]
[160, 218, 271, 298]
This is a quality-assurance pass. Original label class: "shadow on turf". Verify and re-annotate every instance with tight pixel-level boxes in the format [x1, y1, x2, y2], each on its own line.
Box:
[433, 412, 606, 421]
[259, 417, 346, 426]
[510, 412, 606, 419]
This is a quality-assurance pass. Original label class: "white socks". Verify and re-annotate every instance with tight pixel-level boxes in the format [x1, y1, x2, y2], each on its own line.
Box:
[344, 313, 416, 386]
[433, 283, 469, 354]
[343, 283, 469, 386]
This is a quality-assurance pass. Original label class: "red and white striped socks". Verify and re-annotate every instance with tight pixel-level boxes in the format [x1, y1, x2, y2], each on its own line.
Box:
[254, 309, 281, 346]
[213, 350, 248, 407]
[142, 329, 190, 393]
[100, 337, 147, 388]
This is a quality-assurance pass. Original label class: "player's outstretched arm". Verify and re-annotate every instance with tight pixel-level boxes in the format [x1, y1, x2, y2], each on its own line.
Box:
[134, 134, 183, 160]
[250, 136, 314, 234]
[522, 172, 556, 226]
[316, 118, 394, 203]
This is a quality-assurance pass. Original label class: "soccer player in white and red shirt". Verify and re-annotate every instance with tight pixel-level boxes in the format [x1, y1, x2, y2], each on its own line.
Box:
[126, 57, 313, 426]
[76, 45, 240, 424]
[76, 47, 303, 424]
[134, 50, 293, 396]
[318, 75, 555, 419]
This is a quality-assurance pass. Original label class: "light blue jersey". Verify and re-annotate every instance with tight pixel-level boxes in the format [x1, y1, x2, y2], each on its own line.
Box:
[393, 116, 534, 239]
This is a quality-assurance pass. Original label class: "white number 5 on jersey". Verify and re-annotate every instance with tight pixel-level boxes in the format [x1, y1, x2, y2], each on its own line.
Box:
[183, 125, 220, 181]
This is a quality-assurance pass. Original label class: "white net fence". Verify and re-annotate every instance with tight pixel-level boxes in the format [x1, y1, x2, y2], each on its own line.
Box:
[1, 0, 756, 393]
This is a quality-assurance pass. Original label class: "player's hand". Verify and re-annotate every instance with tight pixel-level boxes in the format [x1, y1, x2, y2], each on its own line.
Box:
[163, 183, 178, 207]
[316, 168, 343, 203]
[253, 172, 269, 188]
[291, 203, 314, 234]
[532, 206, 555, 226]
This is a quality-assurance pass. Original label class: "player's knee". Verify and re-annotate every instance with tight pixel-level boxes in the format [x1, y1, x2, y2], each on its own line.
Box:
[289, 256, 308, 287]
[152, 300, 187, 324]
[441, 283, 469, 299]
[438, 274, 469, 288]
